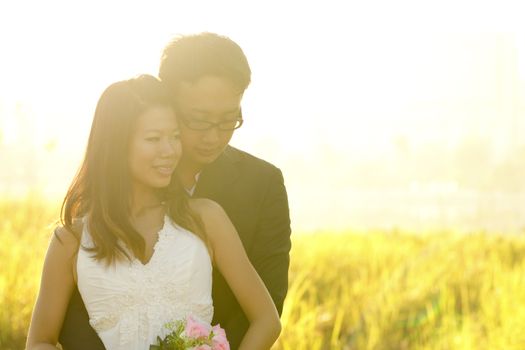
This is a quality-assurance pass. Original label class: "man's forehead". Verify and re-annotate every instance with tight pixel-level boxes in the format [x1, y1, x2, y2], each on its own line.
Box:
[173, 81, 243, 114]
[174, 76, 243, 97]
[185, 105, 240, 114]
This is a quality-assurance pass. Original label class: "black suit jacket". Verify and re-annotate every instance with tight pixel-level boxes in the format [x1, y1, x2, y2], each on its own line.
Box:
[59, 146, 292, 350]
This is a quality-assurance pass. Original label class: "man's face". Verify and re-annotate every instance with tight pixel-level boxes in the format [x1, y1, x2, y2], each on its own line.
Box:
[174, 76, 244, 170]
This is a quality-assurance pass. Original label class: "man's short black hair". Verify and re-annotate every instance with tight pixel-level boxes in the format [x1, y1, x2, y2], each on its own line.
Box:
[159, 32, 251, 92]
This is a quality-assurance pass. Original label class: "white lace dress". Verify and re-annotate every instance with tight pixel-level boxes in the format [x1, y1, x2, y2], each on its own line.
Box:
[77, 216, 214, 350]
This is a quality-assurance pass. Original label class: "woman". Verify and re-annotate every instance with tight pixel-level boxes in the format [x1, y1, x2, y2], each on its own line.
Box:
[26, 75, 281, 350]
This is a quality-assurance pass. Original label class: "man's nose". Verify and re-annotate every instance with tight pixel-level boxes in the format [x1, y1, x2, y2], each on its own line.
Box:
[201, 126, 221, 143]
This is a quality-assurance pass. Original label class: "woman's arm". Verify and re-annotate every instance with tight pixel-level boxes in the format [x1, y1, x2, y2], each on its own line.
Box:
[26, 227, 79, 350]
[196, 199, 281, 350]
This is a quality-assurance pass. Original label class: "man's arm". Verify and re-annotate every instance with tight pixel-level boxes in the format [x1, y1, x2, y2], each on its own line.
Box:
[250, 168, 291, 314]
[224, 167, 291, 347]
[59, 287, 106, 350]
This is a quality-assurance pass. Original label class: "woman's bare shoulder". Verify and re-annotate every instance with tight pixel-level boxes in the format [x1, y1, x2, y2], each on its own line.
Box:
[188, 198, 225, 216]
[188, 198, 235, 242]
[51, 220, 82, 256]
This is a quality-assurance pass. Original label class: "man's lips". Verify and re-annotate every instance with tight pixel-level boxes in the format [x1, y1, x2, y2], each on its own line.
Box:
[196, 148, 219, 156]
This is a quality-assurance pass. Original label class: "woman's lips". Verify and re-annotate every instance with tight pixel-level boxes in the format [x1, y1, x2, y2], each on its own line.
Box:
[154, 166, 175, 176]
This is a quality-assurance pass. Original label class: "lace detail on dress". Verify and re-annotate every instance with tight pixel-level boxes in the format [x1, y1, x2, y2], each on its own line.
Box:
[90, 314, 119, 332]
[77, 215, 214, 350]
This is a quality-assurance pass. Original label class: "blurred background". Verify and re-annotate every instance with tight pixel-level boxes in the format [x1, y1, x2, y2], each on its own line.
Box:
[3, 2, 525, 349]
[1, 0, 525, 233]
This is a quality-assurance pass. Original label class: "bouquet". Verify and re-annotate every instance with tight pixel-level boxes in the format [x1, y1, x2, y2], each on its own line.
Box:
[149, 315, 230, 350]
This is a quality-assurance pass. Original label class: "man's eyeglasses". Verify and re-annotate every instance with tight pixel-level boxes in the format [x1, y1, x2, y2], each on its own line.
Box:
[178, 110, 244, 131]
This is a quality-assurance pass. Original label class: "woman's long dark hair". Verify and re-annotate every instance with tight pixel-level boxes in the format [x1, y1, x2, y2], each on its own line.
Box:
[60, 74, 206, 265]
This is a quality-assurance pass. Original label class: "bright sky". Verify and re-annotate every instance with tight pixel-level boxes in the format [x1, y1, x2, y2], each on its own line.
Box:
[1, 0, 525, 232]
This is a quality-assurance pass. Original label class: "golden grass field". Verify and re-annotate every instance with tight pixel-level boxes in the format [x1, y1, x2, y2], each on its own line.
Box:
[2, 198, 525, 350]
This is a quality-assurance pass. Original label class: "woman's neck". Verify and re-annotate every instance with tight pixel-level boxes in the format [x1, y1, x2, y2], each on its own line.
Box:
[130, 185, 164, 219]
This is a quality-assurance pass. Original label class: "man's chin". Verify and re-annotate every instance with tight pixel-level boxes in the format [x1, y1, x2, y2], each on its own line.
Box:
[193, 152, 221, 166]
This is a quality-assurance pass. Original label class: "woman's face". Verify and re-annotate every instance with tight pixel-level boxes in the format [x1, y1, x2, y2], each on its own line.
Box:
[128, 105, 182, 191]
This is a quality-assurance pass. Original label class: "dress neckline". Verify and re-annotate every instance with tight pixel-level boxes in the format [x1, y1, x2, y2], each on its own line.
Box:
[134, 215, 169, 267]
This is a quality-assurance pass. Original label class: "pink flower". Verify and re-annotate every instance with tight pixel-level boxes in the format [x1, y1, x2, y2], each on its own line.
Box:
[211, 324, 226, 339]
[192, 345, 212, 350]
[211, 325, 229, 350]
[184, 315, 212, 339]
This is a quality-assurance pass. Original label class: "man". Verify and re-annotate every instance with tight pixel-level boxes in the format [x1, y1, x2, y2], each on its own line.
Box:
[59, 32, 291, 350]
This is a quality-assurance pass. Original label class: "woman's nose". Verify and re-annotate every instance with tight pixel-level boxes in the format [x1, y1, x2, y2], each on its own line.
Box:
[160, 138, 177, 156]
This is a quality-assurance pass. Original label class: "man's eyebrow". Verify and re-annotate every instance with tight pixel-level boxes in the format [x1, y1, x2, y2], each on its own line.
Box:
[143, 127, 180, 133]
[189, 107, 240, 115]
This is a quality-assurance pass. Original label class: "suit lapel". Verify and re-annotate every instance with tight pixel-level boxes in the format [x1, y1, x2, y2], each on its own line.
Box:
[194, 146, 241, 199]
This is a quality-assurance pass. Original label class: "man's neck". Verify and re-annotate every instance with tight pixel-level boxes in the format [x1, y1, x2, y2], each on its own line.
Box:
[177, 160, 204, 190]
